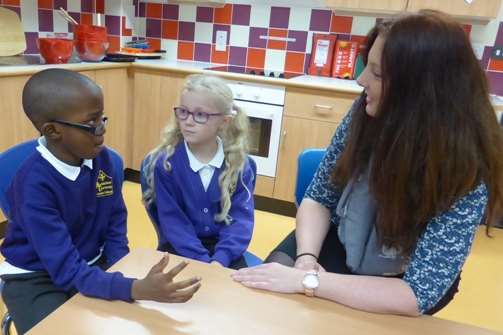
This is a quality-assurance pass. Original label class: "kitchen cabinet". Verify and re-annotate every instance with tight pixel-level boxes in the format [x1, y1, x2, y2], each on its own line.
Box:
[407, 0, 501, 21]
[273, 87, 357, 202]
[324, 0, 407, 15]
[0, 75, 38, 152]
[273, 116, 339, 202]
[95, 68, 133, 168]
[131, 69, 187, 170]
[0, 68, 132, 167]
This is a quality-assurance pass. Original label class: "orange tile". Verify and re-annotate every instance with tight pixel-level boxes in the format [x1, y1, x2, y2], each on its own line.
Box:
[81, 13, 93, 25]
[331, 15, 352, 34]
[147, 3, 162, 19]
[285, 52, 305, 73]
[350, 35, 366, 44]
[95, 0, 104, 14]
[147, 38, 161, 50]
[214, 4, 232, 24]
[211, 45, 229, 64]
[488, 58, 503, 72]
[267, 29, 287, 50]
[178, 41, 194, 61]
[107, 36, 120, 53]
[162, 20, 178, 40]
[3, 0, 20, 5]
[37, 0, 52, 9]
[246, 48, 265, 69]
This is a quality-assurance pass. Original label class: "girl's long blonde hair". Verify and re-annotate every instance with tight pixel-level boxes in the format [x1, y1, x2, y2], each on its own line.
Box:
[142, 74, 251, 224]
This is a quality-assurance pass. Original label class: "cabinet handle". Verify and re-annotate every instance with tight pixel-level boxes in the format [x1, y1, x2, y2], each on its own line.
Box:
[281, 130, 287, 148]
[313, 104, 333, 115]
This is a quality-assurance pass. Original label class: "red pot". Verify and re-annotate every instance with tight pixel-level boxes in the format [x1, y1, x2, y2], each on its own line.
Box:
[38, 38, 74, 64]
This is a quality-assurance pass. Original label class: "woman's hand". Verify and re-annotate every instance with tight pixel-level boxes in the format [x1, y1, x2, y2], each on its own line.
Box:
[231, 263, 305, 294]
[294, 255, 326, 272]
[132, 254, 201, 303]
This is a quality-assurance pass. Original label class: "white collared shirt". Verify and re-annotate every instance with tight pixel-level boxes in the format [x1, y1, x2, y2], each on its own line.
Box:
[36, 136, 93, 181]
[0, 137, 100, 276]
[184, 137, 224, 191]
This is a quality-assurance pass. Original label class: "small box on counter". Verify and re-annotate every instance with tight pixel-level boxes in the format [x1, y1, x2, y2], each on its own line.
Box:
[331, 40, 359, 79]
[308, 33, 337, 77]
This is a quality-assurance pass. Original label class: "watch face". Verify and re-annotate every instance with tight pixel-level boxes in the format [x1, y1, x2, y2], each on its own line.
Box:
[302, 274, 319, 289]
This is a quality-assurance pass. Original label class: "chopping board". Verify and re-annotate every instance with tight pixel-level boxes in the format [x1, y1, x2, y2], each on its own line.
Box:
[0, 7, 27, 56]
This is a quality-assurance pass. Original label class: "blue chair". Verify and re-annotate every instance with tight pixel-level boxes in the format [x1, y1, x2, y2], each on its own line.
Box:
[0, 140, 38, 218]
[0, 140, 123, 335]
[0, 139, 38, 335]
[294, 148, 326, 206]
[140, 153, 263, 267]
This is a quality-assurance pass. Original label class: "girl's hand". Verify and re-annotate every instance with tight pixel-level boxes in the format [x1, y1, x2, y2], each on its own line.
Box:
[132, 254, 201, 303]
[231, 263, 304, 294]
[294, 255, 326, 272]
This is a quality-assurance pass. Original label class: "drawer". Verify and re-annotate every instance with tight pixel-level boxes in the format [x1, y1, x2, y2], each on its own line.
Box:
[284, 87, 358, 123]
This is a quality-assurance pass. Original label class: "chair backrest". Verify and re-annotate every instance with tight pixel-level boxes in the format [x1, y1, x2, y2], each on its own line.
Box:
[0, 140, 38, 218]
[294, 148, 326, 206]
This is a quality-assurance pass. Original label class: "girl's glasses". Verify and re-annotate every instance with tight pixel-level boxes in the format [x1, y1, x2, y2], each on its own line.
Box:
[52, 116, 108, 136]
[174, 107, 222, 124]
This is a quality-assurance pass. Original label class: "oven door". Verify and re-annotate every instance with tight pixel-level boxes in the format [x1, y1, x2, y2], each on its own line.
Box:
[234, 100, 283, 177]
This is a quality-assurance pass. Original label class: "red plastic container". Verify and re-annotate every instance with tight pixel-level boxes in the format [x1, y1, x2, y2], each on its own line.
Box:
[73, 24, 109, 62]
[38, 38, 74, 64]
[74, 24, 107, 42]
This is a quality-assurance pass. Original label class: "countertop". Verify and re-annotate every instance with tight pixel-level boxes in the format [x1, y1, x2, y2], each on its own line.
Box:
[0, 58, 364, 94]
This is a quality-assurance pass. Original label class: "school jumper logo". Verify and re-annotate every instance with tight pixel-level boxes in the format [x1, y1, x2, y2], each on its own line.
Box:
[96, 170, 113, 197]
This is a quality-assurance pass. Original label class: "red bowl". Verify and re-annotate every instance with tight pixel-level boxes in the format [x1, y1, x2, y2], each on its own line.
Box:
[75, 39, 109, 62]
[38, 38, 74, 64]
[74, 24, 107, 42]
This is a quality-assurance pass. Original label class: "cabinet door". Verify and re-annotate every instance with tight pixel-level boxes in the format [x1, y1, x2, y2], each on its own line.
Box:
[131, 70, 187, 170]
[95, 68, 132, 168]
[0, 75, 38, 152]
[273, 116, 337, 202]
[407, 0, 501, 20]
[324, 0, 407, 14]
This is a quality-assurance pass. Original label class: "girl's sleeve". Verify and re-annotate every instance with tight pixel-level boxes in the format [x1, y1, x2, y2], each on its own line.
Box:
[212, 162, 255, 266]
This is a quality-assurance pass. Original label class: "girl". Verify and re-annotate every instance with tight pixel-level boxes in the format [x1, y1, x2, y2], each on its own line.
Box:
[232, 10, 503, 315]
[142, 74, 255, 269]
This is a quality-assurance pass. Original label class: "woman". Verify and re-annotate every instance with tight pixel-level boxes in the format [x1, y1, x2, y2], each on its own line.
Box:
[232, 10, 503, 316]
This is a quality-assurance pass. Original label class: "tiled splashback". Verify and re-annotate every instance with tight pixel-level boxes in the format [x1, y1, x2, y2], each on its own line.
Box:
[134, 2, 373, 74]
[2, 0, 503, 95]
[0, 0, 126, 53]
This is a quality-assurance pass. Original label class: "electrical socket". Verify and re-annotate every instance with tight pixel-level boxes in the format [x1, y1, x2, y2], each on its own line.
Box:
[216, 30, 227, 52]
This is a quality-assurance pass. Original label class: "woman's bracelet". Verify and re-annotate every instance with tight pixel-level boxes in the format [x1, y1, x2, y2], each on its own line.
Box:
[295, 252, 318, 260]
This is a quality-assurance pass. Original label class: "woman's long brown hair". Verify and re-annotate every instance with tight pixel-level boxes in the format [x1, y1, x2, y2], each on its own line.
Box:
[332, 10, 503, 255]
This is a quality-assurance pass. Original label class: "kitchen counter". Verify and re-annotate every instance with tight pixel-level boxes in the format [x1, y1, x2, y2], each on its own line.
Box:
[0, 61, 130, 77]
[0, 58, 364, 94]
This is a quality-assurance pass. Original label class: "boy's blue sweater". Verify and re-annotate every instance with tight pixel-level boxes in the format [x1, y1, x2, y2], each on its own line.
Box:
[1, 147, 133, 301]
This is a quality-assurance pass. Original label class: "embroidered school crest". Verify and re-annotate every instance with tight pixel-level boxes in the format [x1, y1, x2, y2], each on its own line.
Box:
[96, 170, 113, 197]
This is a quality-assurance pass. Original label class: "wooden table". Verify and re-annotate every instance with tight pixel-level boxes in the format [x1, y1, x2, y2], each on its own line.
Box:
[28, 248, 500, 335]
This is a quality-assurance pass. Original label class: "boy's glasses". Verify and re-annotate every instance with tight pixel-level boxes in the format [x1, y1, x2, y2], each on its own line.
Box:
[174, 107, 222, 124]
[52, 116, 108, 136]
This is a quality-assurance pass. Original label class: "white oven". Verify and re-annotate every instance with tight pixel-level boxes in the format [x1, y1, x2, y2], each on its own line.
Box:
[228, 81, 285, 177]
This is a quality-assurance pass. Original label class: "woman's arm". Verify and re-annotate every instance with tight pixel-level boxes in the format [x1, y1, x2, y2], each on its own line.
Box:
[232, 262, 419, 316]
[294, 199, 331, 270]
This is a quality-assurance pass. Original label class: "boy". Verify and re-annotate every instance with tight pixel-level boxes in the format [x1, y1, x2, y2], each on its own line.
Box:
[0, 69, 201, 334]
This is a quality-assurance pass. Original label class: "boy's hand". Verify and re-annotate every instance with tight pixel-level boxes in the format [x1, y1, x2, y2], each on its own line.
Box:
[131, 254, 202, 303]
